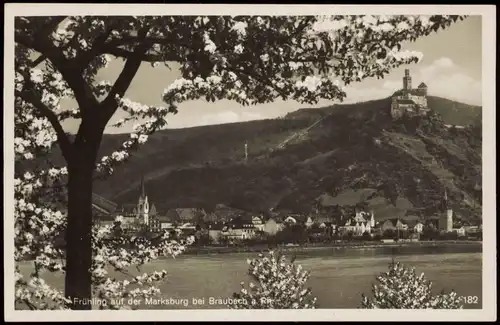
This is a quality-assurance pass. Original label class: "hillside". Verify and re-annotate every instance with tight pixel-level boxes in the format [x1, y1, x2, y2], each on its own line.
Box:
[92, 96, 481, 221]
[19, 95, 482, 222]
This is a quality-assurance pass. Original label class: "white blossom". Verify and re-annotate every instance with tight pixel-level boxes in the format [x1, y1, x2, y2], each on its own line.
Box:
[232, 21, 248, 37]
[234, 44, 244, 54]
[203, 32, 217, 54]
[229, 251, 317, 309]
[361, 262, 463, 309]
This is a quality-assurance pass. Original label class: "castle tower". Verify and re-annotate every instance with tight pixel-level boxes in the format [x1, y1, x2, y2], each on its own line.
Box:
[417, 82, 428, 96]
[370, 211, 375, 228]
[403, 69, 412, 93]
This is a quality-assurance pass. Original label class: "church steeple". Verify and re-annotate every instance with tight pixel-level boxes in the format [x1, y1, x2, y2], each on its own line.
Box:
[141, 174, 146, 199]
[442, 188, 449, 212]
[137, 175, 150, 225]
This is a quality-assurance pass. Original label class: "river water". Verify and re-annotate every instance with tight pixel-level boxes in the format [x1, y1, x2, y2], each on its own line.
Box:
[17, 244, 482, 309]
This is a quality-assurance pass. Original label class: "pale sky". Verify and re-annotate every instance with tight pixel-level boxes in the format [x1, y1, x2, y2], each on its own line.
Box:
[61, 16, 482, 134]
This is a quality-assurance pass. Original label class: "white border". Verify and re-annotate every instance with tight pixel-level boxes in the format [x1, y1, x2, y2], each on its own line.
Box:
[3, 4, 496, 322]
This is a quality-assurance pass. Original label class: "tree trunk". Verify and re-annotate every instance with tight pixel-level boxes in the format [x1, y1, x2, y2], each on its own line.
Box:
[64, 144, 96, 310]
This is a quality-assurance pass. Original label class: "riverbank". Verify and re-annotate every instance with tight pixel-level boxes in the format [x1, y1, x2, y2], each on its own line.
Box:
[185, 240, 482, 255]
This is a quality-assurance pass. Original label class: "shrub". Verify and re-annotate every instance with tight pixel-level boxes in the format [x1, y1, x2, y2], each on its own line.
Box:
[229, 251, 317, 309]
[361, 262, 463, 309]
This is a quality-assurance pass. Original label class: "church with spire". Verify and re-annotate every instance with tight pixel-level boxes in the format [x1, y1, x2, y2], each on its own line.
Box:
[118, 175, 157, 227]
[136, 175, 152, 225]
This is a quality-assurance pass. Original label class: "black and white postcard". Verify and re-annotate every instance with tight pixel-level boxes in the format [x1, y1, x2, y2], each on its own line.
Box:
[3, 4, 496, 322]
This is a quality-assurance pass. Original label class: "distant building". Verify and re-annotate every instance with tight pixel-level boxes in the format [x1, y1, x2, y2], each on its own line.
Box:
[111, 176, 159, 231]
[283, 214, 305, 225]
[453, 226, 466, 237]
[338, 211, 374, 236]
[165, 208, 207, 227]
[149, 215, 175, 233]
[380, 218, 408, 234]
[390, 69, 430, 119]
[263, 218, 284, 235]
[464, 225, 480, 235]
[251, 216, 265, 231]
[413, 222, 425, 234]
[438, 189, 453, 232]
[210, 204, 247, 223]
[221, 217, 257, 242]
[208, 222, 225, 243]
[92, 193, 118, 227]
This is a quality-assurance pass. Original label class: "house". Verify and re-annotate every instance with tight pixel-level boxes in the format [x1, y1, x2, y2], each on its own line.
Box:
[283, 214, 306, 225]
[313, 214, 335, 226]
[208, 222, 225, 244]
[413, 222, 424, 234]
[381, 218, 408, 233]
[452, 226, 466, 237]
[165, 208, 207, 227]
[251, 216, 265, 231]
[94, 214, 115, 228]
[92, 193, 118, 227]
[402, 215, 424, 233]
[178, 222, 198, 236]
[263, 218, 284, 236]
[221, 217, 257, 242]
[338, 211, 374, 236]
[314, 215, 337, 235]
[305, 216, 314, 228]
[464, 225, 480, 235]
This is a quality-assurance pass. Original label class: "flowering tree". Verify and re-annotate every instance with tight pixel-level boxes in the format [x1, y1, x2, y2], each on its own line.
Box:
[230, 251, 317, 309]
[361, 262, 463, 309]
[14, 15, 465, 310]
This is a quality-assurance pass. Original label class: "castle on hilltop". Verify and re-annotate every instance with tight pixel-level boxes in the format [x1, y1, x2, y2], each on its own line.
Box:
[390, 69, 430, 119]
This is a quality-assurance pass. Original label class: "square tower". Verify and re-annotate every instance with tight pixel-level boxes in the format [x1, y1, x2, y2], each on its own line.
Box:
[403, 69, 412, 92]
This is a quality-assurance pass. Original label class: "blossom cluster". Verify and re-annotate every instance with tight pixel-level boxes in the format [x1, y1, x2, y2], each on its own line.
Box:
[95, 96, 172, 176]
[90, 218, 195, 309]
[360, 262, 463, 309]
[229, 251, 317, 309]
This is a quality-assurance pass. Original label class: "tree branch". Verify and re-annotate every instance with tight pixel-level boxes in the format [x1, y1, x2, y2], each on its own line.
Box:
[102, 46, 180, 62]
[98, 28, 152, 126]
[74, 27, 114, 71]
[97, 34, 188, 62]
[16, 76, 74, 163]
[35, 16, 68, 40]
[16, 25, 99, 115]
